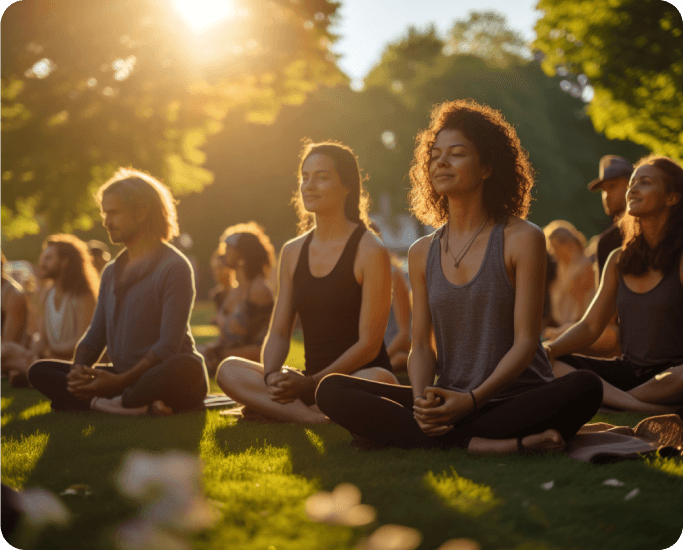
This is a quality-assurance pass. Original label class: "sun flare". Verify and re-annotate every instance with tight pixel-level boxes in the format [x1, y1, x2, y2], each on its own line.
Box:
[173, 0, 234, 30]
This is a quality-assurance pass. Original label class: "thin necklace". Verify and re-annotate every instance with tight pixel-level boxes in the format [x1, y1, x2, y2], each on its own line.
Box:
[445, 218, 489, 268]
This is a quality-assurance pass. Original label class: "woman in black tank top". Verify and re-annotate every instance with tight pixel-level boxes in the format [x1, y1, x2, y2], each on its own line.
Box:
[547, 156, 683, 415]
[317, 100, 603, 453]
[216, 141, 396, 423]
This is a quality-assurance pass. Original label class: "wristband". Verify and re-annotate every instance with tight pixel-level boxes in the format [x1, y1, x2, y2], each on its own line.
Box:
[469, 390, 478, 412]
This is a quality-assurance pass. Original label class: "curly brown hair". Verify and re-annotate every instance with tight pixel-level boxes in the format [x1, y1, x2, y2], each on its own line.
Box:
[617, 156, 683, 276]
[219, 222, 276, 281]
[291, 140, 375, 235]
[408, 99, 535, 227]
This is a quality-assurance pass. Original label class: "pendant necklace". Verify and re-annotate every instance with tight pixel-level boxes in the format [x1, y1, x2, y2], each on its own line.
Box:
[445, 217, 489, 268]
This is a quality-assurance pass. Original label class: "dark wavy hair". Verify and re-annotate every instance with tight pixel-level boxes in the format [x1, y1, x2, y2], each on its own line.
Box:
[95, 167, 179, 242]
[292, 140, 375, 235]
[408, 99, 535, 227]
[44, 234, 99, 299]
[219, 222, 276, 281]
[617, 156, 683, 276]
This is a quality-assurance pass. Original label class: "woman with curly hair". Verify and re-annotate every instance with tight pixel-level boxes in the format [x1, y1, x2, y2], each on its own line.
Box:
[316, 99, 603, 453]
[216, 141, 397, 423]
[546, 156, 683, 414]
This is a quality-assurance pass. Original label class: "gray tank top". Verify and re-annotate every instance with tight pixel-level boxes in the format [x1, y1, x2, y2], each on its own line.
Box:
[426, 220, 554, 401]
[618, 256, 683, 367]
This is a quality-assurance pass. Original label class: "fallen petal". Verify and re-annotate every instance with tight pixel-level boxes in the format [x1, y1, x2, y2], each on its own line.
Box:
[603, 479, 625, 487]
[339, 504, 376, 527]
[20, 488, 71, 528]
[624, 488, 640, 501]
[357, 524, 422, 550]
[437, 539, 481, 550]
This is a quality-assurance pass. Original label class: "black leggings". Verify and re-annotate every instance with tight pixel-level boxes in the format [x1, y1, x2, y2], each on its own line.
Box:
[27, 354, 209, 413]
[316, 370, 603, 449]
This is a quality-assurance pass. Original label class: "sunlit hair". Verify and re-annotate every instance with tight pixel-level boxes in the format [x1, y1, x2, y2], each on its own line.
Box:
[409, 99, 534, 227]
[219, 222, 276, 281]
[617, 155, 683, 276]
[95, 167, 179, 242]
[44, 234, 99, 299]
[543, 220, 586, 255]
[292, 140, 376, 235]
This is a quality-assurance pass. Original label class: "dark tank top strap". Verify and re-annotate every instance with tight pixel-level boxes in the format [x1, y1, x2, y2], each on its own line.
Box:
[295, 229, 316, 276]
[338, 224, 367, 272]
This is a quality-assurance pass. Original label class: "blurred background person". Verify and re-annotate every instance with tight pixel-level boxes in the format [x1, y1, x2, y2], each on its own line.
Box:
[2, 235, 99, 386]
[1, 253, 28, 346]
[370, 222, 412, 373]
[207, 248, 235, 311]
[198, 223, 275, 377]
[87, 240, 111, 274]
[587, 155, 633, 281]
[542, 221, 595, 341]
[546, 155, 683, 414]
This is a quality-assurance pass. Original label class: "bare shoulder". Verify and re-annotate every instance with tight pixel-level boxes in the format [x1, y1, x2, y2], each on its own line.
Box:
[359, 229, 387, 255]
[505, 217, 545, 253]
[408, 233, 436, 275]
[279, 233, 309, 274]
[249, 277, 274, 305]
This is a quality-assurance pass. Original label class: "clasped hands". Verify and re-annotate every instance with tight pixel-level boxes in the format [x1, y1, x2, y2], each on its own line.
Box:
[265, 368, 316, 404]
[413, 387, 475, 437]
[66, 364, 126, 401]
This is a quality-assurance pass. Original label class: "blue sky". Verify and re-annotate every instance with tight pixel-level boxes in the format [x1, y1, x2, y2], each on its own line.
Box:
[331, 0, 541, 81]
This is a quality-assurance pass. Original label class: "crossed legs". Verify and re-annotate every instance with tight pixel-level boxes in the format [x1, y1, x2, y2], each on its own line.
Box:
[216, 357, 398, 423]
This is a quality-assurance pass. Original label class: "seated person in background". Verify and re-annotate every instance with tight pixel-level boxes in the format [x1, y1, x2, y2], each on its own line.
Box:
[216, 141, 397, 423]
[208, 248, 235, 311]
[1, 253, 28, 346]
[87, 240, 111, 274]
[316, 100, 603, 453]
[542, 221, 595, 340]
[369, 222, 412, 373]
[28, 168, 209, 416]
[198, 223, 275, 376]
[545, 156, 683, 414]
[2, 236, 98, 386]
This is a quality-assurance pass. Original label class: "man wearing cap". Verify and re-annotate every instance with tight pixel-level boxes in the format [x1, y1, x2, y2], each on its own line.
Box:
[588, 155, 633, 280]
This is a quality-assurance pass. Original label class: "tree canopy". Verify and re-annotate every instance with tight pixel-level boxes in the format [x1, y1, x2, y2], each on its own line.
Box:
[533, 0, 683, 160]
[1, 0, 344, 238]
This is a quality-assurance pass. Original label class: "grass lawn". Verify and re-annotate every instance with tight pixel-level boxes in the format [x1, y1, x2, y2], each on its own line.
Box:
[1, 302, 682, 550]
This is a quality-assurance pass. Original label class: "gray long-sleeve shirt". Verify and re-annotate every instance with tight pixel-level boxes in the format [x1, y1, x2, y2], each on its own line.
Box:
[74, 242, 203, 372]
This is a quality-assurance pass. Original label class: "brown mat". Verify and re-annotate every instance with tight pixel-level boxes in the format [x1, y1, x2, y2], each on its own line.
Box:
[567, 414, 683, 463]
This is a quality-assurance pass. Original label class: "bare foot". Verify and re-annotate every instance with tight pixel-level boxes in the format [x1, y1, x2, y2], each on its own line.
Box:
[90, 395, 149, 416]
[520, 429, 566, 453]
[149, 400, 173, 416]
[308, 404, 332, 424]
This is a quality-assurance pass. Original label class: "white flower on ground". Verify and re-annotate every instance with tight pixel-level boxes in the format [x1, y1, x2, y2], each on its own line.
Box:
[114, 519, 190, 550]
[624, 488, 640, 501]
[437, 539, 481, 550]
[541, 481, 554, 490]
[603, 479, 625, 487]
[19, 488, 71, 528]
[357, 524, 422, 550]
[115, 450, 216, 532]
[305, 483, 376, 526]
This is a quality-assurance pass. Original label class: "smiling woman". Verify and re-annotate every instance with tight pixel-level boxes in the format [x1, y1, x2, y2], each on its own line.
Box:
[173, 0, 235, 30]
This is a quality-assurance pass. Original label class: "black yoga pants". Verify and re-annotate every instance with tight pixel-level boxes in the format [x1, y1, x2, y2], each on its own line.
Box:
[315, 370, 603, 449]
[27, 354, 209, 413]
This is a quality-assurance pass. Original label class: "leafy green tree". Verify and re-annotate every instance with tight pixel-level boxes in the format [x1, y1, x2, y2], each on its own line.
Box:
[1, 0, 344, 238]
[534, 0, 683, 160]
[444, 10, 530, 65]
